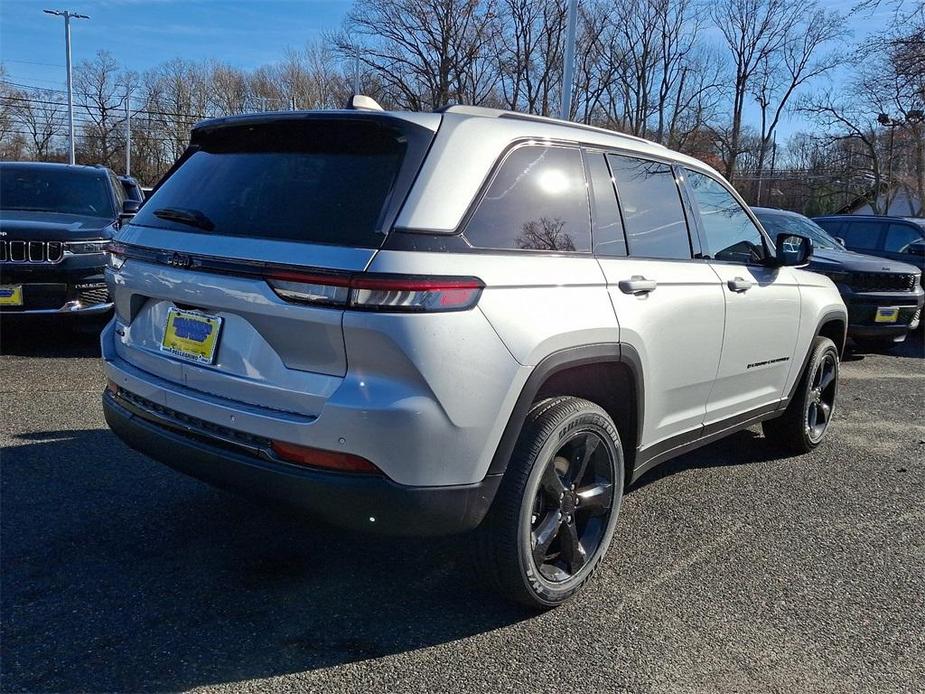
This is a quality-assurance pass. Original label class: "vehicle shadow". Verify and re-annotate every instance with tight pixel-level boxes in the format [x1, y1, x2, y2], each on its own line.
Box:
[0, 317, 104, 357]
[630, 428, 783, 490]
[1, 429, 531, 692]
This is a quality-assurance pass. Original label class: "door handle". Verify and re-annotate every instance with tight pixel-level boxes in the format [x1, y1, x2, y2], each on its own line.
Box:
[727, 277, 756, 293]
[619, 276, 658, 295]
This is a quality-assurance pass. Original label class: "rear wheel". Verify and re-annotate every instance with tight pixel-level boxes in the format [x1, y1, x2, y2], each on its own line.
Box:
[473, 397, 624, 608]
[762, 336, 839, 454]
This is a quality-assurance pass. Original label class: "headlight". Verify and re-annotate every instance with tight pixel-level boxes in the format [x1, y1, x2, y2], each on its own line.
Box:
[67, 240, 109, 255]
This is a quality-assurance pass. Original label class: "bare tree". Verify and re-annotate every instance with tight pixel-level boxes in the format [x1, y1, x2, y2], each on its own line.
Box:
[749, 5, 843, 202]
[333, 0, 497, 110]
[710, 0, 802, 181]
[11, 88, 67, 160]
[74, 50, 128, 167]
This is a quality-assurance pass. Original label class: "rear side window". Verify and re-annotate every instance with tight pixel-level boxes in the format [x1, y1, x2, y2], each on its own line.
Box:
[607, 154, 691, 260]
[883, 223, 923, 253]
[839, 221, 883, 251]
[130, 119, 422, 248]
[464, 145, 591, 252]
[685, 169, 765, 264]
[586, 153, 626, 257]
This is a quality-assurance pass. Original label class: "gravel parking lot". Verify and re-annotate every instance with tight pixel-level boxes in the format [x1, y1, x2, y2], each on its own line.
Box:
[2, 320, 923, 693]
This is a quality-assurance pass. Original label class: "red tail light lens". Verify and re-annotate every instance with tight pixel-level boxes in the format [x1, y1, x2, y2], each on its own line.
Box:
[266, 272, 484, 312]
[270, 440, 382, 474]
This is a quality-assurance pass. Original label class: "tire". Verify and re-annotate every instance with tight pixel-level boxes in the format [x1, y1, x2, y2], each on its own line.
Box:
[472, 396, 625, 609]
[762, 336, 839, 454]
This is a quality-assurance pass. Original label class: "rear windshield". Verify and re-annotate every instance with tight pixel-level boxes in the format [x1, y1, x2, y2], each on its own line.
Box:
[131, 119, 420, 248]
[0, 166, 115, 218]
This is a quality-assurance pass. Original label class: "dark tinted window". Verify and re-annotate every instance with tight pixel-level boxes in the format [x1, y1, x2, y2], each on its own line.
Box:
[686, 170, 765, 263]
[607, 154, 690, 259]
[883, 223, 923, 253]
[587, 153, 626, 257]
[130, 120, 411, 248]
[0, 166, 115, 218]
[464, 145, 590, 252]
[839, 221, 883, 250]
[814, 219, 843, 236]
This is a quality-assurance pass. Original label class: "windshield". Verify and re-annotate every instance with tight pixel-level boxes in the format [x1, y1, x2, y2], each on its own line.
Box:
[131, 119, 419, 248]
[755, 211, 841, 250]
[0, 166, 115, 218]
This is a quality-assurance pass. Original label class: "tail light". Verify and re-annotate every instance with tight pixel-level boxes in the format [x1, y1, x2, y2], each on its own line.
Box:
[266, 271, 484, 312]
[270, 440, 382, 474]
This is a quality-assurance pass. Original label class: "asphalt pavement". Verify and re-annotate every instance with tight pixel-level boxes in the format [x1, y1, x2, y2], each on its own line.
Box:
[2, 319, 923, 693]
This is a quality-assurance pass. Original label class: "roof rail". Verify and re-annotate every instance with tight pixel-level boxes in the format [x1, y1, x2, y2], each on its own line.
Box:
[436, 104, 665, 148]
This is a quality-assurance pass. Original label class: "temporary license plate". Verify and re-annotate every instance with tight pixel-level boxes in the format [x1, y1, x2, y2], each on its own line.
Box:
[160, 308, 223, 364]
[875, 307, 900, 323]
[0, 285, 23, 306]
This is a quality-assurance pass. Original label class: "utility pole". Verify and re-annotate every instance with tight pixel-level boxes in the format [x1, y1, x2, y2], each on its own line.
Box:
[559, 0, 578, 120]
[44, 9, 89, 165]
[124, 84, 132, 176]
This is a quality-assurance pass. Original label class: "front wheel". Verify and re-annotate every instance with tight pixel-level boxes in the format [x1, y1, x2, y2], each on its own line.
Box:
[473, 397, 624, 608]
[762, 336, 839, 454]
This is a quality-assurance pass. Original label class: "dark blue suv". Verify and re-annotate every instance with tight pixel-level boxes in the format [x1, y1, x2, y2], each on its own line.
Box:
[755, 208, 923, 349]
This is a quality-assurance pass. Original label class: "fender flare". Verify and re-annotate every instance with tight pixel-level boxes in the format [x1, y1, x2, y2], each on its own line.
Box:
[487, 342, 644, 476]
[786, 309, 848, 402]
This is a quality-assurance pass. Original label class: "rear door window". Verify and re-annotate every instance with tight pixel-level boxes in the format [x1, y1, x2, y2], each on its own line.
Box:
[607, 154, 691, 260]
[684, 169, 765, 264]
[464, 145, 591, 252]
[838, 221, 883, 251]
[130, 119, 425, 248]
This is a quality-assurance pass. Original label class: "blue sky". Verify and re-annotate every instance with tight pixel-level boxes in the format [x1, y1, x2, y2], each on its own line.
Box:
[0, 0, 897, 139]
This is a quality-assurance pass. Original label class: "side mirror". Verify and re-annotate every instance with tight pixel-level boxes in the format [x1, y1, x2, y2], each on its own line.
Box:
[122, 199, 141, 216]
[773, 233, 813, 267]
[906, 241, 925, 257]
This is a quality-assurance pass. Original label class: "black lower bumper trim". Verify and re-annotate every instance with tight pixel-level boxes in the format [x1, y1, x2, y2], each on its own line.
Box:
[103, 392, 500, 536]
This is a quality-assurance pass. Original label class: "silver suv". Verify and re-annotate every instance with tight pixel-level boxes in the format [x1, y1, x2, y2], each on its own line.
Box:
[102, 103, 847, 608]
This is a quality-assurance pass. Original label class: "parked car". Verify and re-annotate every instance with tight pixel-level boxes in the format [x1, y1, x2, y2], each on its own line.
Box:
[812, 214, 925, 273]
[0, 162, 138, 318]
[101, 102, 847, 608]
[754, 208, 923, 349]
[119, 175, 146, 204]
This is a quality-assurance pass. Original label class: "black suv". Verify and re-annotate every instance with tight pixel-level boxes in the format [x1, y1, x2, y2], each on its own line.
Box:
[813, 214, 925, 273]
[755, 208, 923, 348]
[0, 162, 136, 317]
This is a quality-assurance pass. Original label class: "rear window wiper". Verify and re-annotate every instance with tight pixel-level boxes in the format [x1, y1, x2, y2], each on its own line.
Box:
[153, 207, 215, 231]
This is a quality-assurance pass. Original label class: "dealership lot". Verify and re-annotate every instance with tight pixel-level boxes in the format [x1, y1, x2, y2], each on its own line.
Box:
[2, 322, 923, 693]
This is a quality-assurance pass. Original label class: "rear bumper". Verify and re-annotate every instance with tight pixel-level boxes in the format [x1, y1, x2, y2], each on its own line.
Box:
[103, 391, 501, 536]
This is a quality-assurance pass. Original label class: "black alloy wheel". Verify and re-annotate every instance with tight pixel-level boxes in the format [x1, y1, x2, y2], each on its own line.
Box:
[529, 431, 615, 582]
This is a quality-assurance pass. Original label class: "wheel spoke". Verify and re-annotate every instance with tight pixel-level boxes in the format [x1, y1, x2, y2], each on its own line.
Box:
[540, 462, 567, 500]
[576, 482, 613, 516]
[820, 363, 835, 390]
[817, 401, 831, 423]
[559, 521, 587, 573]
[570, 434, 600, 485]
[531, 510, 562, 566]
[807, 403, 818, 429]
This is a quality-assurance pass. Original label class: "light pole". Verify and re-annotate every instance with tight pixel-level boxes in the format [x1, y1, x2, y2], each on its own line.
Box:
[559, 0, 578, 120]
[43, 9, 89, 165]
